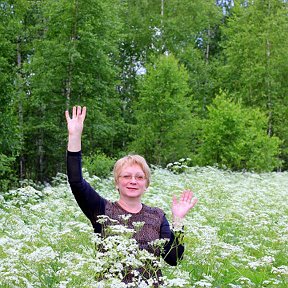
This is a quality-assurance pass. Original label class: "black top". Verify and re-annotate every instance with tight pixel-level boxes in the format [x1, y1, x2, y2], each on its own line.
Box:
[67, 150, 184, 266]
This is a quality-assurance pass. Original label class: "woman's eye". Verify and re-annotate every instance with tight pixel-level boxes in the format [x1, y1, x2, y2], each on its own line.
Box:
[120, 175, 146, 181]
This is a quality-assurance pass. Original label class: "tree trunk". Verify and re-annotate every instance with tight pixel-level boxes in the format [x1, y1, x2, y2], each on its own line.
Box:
[266, 38, 272, 136]
[16, 38, 25, 180]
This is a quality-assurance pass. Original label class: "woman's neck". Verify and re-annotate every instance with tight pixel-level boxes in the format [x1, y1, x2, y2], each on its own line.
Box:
[117, 198, 143, 213]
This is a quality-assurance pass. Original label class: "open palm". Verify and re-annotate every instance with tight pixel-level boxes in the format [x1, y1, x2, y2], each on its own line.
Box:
[65, 106, 86, 137]
[172, 190, 198, 219]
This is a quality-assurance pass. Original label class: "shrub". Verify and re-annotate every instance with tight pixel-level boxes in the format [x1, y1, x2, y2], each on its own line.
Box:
[166, 158, 193, 174]
[83, 152, 115, 178]
[195, 91, 282, 172]
[0, 154, 17, 192]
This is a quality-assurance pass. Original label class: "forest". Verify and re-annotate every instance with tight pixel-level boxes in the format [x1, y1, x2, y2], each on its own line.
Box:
[0, 0, 288, 190]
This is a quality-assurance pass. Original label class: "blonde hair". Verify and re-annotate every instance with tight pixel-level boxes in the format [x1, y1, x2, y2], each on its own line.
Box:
[113, 154, 151, 187]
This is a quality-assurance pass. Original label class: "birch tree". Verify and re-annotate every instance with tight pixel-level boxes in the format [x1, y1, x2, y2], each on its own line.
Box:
[130, 54, 194, 165]
[218, 0, 288, 167]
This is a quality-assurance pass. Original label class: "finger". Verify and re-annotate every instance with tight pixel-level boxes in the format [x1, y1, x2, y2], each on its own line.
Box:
[183, 190, 190, 201]
[186, 190, 194, 201]
[190, 196, 198, 208]
[182, 190, 193, 202]
[180, 191, 186, 202]
[72, 106, 77, 118]
[65, 110, 70, 122]
[77, 105, 82, 117]
[81, 106, 87, 120]
[172, 195, 178, 205]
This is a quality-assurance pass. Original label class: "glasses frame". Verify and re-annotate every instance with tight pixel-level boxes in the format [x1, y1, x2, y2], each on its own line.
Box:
[119, 174, 146, 182]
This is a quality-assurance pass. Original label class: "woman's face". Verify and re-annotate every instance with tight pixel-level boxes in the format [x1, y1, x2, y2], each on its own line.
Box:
[116, 164, 147, 199]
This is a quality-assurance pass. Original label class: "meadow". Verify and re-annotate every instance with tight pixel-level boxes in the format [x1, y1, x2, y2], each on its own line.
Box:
[0, 165, 287, 287]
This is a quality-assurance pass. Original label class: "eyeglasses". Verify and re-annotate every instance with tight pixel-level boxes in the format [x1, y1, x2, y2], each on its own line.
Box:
[119, 174, 146, 181]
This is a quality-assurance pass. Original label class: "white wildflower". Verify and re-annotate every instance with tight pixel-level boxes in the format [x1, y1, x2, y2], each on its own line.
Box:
[271, 265, 288, 275]
[119, 214, 132, 222]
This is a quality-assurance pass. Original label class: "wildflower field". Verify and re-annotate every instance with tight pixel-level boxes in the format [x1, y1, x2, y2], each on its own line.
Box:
[0, 166, 287, 287]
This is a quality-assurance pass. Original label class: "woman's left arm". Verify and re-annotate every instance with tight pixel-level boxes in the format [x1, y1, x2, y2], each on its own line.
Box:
[160, 216, 184, 266]
[160, 190, 198, 265]
[171, 190, 198, 229]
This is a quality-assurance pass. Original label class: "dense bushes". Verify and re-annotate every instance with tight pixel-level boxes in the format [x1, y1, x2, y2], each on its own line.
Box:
[0, 154, 17, 191]
[82, 152, 115, 178]
[194, 92, 282, 172]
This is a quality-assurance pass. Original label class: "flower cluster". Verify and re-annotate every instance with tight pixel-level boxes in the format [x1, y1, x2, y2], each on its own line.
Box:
[166, 158, 192, 174]
[93, 215, 166, 287]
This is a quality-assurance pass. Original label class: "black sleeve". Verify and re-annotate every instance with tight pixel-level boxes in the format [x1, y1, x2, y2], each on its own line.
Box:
[160, 215, 185, 266]
[67, 150, 106, 233]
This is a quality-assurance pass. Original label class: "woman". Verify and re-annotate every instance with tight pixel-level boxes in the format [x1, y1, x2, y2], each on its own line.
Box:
[65, 106, 198, 285]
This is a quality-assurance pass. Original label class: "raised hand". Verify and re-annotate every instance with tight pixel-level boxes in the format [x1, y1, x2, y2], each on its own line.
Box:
[65, 106, 86, 152]
[172, 190, 198, 227]
[65, 106, 86, 136]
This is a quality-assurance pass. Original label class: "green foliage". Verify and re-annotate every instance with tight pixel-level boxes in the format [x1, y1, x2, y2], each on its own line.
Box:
[0, 107, 20, 189]
[195, 91, 282, 172]
[130, 54, 194, 166]
[9, 0, 123, 181]
[217, 0, 288, 167]
[0, 154, 17, 191]
[0, 0, 288, 186]
[177, 45, 217, 117]
[2, 185, 45, 206]
[83, 152, 115, 178]
[0, 1, 24, 189]
[163, 0, 222, 55]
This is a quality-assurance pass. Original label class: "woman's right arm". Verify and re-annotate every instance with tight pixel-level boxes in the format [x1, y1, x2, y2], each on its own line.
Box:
[66, 106, 106, 233]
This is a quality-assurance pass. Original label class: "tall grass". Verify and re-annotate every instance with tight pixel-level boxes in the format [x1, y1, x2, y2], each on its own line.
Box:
[0, 167, 287, 287]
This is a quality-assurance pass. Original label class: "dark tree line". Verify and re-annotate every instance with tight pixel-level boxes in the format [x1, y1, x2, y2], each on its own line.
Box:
[0, 0, 287, 190]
